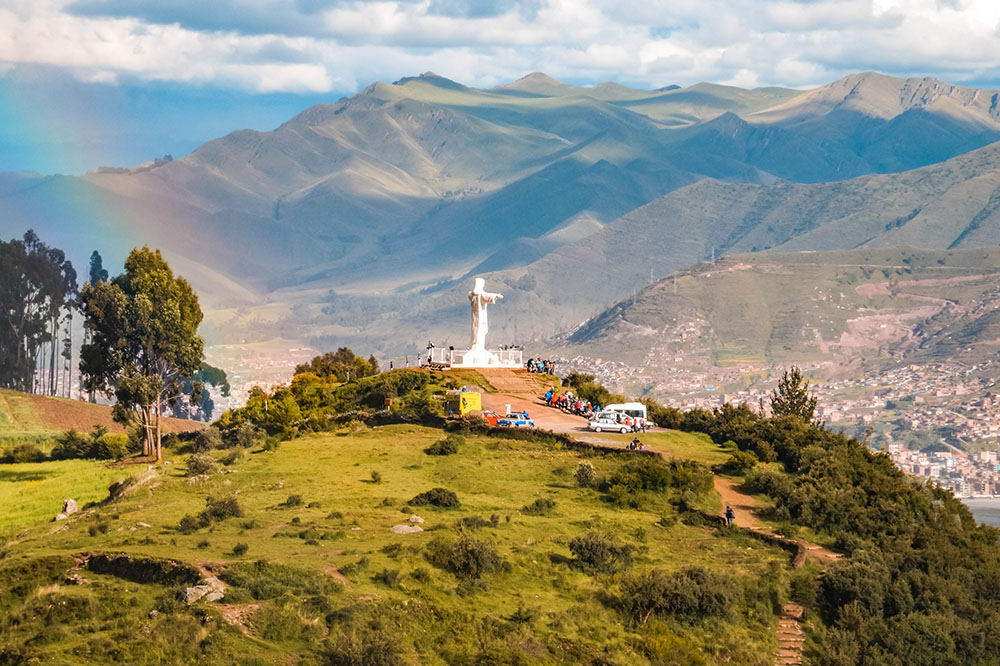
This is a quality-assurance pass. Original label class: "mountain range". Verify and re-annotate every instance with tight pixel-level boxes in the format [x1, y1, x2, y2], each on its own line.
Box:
[3, 70, 1000, 362]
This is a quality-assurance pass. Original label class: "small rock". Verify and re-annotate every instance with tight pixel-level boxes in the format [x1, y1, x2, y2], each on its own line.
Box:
[62, 498, 79, 516]
[137, 522, 150, 528]
[53, 513, 68, 522]
[186, 474, 210, 484]
[149, 610, 159, 619]
[390, 524, 424, 534]
[408, 515, 425, 524]
[64, 573, 87, 585]
[350, 526, 362, 531]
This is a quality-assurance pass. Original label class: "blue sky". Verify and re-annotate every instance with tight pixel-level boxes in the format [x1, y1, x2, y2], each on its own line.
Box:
[3, 0, 1000, 174]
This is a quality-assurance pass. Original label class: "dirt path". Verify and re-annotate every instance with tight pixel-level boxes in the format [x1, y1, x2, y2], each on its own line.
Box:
[714, 476, 762, 529]
[477, 369, 589, 434]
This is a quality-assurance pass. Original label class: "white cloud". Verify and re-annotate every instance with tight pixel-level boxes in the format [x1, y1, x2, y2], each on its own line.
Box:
[2, 0, 1000, 93]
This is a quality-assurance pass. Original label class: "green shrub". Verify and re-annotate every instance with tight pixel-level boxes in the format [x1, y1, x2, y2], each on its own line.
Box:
[410, 567, 430, 582]
[203, 496, 243, 521]
[410, 487, 459, 508]
[372, 568, 402, 588]
[458, 515, 491, 530]
[220, 559, 340, 599]
[642, 621, 707, 666]
[619, 567, 733, 623]
[220, 449, 243, 466]
[282, 494, 303, 507]
[234, 422, 266, 448]
[575, 460, 596, 487]
[192, 426, 222, 452]
[232, 543, 249, 556]
[568, 531, 635, 574]
[426, 535, 503, 579]
[327, 628, 404, 666]
[50, 429, 92, 459]
[714, 450, 758, 475]
[4, 443, 46, 463]
[185, 454, 214, 477]
[370, 470, 382, 484]
[520, 497, 556, 516]
[425, 434, 464, 455]
[93, 433, 129, 460]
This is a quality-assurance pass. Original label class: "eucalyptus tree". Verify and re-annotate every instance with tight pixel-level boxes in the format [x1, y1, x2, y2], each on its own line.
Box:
[0, 230, 77, 393]
[80, 247, 204, 460]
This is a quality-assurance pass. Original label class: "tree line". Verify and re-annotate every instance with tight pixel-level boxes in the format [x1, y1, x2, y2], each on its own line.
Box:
[1, 230, 227, 460]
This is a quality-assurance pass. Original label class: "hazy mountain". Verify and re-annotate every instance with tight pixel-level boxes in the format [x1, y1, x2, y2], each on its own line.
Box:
[3, 71, 1000, 357]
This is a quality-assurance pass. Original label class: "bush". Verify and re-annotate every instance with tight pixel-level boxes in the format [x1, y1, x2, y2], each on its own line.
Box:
[425, 434, 464, 455]
[50, 429, 92, 460]
[370, 470, 382, 484]
[458, 515, 491, 530]
[372, 568, 402, 588]
[203, 496, 243, 521]
[327, 628, 404, 666]
[93, 433, 129, 460]
[4, 443, 46, 463]
[568, 531, 635, 574]
[185, 454, 214, 477]
[575, 460, 596, 487]
[521, 497, 556, 516]
[220, 559, 340, 599]
[282, 494, 303, 508]
[426, 535, 503, 580]
[410, 487, 459, 508]
[714, 450, 758, 475]
[232, 543, 249, 556]
[192, 426, 222, 452]
[220, 449, 243, 466]
[234, 422, 266, 448]
[619, 567, 733, 623]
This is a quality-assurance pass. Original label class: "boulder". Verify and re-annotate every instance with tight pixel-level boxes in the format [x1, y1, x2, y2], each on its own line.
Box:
[390, 524, 424, 534]
[62, 499, 78, 516]
[180, 576, 226, 604]
[408, 515, 425, 524]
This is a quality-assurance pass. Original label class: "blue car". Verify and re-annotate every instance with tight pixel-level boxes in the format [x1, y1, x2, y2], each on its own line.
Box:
[497, 411, 534, 427]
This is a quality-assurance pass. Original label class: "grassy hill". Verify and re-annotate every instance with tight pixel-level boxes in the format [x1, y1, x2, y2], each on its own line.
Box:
[0, 389, 204, 448]
[561, 246, 1000, 367]
[0, 423, 792, 665]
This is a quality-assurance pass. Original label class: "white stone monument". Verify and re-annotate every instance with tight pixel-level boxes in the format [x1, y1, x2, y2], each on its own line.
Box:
[429, 278, 522, 368]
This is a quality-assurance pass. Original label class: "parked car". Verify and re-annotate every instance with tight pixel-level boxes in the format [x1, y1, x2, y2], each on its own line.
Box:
[481, 410, 500, 426]
[497, 411, 534, 427]
[588, 417, 630, 434]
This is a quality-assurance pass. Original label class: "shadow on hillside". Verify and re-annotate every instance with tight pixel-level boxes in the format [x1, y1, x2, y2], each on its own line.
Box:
[0, 470, 56, 483]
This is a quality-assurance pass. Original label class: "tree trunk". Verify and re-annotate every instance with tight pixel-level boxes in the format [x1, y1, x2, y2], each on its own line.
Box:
[155, 399, 162, 461]
[141, 404, 154, 458]
[49, 316, 56, 396]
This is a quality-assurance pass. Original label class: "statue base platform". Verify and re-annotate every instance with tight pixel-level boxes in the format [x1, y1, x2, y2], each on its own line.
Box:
[427, 347, 522, 369]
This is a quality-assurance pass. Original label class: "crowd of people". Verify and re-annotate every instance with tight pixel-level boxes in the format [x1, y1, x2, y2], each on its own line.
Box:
[526, 358, 555, 374]
[544, 388, 598, 416]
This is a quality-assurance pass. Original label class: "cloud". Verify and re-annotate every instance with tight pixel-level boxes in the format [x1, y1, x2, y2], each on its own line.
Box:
[2, 0, 1000, 94]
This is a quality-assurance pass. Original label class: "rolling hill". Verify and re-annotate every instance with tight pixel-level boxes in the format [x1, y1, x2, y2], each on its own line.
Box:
[0, 389, 203, 447]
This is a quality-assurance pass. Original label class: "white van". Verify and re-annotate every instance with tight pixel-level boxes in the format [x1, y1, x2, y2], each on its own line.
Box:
[601, 402, 647, 421]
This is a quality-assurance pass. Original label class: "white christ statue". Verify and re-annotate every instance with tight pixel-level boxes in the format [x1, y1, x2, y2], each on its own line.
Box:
[468, 277, 503, 353]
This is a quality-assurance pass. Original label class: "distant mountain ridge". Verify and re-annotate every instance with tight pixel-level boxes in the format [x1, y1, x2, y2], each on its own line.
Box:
[2, 70, 1000, 357]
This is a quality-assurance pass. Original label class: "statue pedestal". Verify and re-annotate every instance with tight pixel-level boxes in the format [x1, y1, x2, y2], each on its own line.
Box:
[428, 347, 523, 369]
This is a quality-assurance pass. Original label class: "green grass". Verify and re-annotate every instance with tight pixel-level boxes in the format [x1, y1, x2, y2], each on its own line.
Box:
[1, 424, 789, 664]
[587, 429, 732, 466]
[0, 459, 131, 535]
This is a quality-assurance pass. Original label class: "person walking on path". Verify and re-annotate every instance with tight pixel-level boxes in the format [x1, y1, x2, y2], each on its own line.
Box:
[725, 505, 736, 527]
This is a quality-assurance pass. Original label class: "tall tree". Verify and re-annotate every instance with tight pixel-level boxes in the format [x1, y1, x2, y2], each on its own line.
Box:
[0, 230, 77, 393]
[769, 367, 818, 421]
[80, 247, 204, 460]
[89, 250, 109, 284]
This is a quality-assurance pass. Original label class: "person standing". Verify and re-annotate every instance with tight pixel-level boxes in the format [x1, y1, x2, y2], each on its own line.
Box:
[725, 506, 736, 527]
